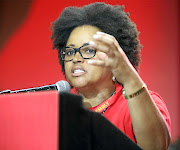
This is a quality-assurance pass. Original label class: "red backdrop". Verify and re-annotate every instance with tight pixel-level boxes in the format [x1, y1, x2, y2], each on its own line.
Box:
[0, 0, 179, 141]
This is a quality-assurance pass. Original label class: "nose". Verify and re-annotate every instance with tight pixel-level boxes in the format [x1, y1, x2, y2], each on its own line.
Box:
[73, 52, 84, 63]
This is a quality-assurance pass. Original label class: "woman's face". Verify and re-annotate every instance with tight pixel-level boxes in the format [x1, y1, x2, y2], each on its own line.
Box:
[64, 25, 113, 89]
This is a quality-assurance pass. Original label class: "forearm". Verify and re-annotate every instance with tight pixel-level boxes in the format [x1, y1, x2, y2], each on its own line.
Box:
[128, 89, 170, 149]
[123, 73, 171, 150]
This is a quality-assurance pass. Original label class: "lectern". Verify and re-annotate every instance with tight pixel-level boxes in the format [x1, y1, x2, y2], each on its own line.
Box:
[0, 91, 142, 150]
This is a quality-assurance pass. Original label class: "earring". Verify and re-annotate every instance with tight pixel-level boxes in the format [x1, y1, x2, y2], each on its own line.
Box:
[112, 76, 116, 82]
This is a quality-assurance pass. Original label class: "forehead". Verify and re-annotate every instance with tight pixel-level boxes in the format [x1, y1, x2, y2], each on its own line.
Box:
[66, 25, 101, 47]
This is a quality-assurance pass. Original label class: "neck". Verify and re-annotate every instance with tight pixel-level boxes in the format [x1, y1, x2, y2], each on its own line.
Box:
[77, 82, 116, 108]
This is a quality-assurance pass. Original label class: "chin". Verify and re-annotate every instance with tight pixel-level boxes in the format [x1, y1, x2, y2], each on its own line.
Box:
[68, 78, 88, 89]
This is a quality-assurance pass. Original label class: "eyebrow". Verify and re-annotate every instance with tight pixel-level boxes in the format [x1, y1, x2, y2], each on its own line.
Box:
[66, 42, 89, 47]
[66, 44, 75, 47]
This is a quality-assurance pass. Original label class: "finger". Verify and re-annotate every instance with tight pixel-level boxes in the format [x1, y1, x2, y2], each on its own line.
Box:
[96, 32, 119, 46]
[93, 34, 121, 55]
[87, 59, 110, 67]
[94, 32, 123, 53]
[93, 34, 115, 47]
[89, 41, 109, 53]
[97, 52, 108, 60]
[89, 40, 118, 60]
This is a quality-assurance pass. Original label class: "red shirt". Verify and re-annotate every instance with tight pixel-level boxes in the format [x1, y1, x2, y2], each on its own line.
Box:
[89, 84, 171, 142]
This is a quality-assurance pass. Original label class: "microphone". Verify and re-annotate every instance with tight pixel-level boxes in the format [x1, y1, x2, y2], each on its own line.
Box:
[0, 80, 71, 94]
[55, 80, 71, 93]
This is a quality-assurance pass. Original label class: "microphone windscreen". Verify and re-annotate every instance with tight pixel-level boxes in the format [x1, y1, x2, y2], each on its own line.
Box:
[55, 80, 71, 93]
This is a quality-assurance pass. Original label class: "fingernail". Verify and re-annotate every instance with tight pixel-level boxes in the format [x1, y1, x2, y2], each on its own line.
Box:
[89, 41, 95, 46]
[93, 34, 101, 39]
[87, 60, 94, 64]
[96, 31, 104, 35]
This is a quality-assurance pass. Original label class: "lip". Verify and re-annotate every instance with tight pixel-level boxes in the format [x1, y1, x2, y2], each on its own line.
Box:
[71, 66, 86, 77]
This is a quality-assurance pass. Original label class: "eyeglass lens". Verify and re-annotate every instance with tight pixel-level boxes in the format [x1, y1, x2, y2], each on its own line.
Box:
[62, 45, 96, 61]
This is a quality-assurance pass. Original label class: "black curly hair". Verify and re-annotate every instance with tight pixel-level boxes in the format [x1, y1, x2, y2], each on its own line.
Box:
[51, 2, 142, 74]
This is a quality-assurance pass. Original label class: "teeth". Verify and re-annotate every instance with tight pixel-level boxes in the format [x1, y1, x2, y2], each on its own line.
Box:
[74, 69, 85, 73]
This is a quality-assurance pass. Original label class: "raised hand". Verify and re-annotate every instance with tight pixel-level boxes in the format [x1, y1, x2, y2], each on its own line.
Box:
[88, 31, 138, 85]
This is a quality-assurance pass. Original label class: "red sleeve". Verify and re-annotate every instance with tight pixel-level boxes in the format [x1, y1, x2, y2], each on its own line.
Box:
[149, 91, 171, 133]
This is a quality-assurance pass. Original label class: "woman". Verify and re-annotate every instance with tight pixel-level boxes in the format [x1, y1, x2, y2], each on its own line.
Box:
[51, 3, 171, 150]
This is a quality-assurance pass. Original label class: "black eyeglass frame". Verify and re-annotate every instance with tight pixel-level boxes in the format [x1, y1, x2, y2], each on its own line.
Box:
[61, 43, 97, 62]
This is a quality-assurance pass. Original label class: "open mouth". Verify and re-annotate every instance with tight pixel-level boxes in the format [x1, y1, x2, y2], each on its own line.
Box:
[73, 69, 85, 73]
[71, 67, 86, 76]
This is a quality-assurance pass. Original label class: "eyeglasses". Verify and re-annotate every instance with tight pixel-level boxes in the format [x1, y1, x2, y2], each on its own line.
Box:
[61, 43, 96, 61]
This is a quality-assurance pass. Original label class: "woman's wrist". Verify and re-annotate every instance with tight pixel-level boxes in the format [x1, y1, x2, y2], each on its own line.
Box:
[122, 83, 146, 99]
[121, 71, 145, 96]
